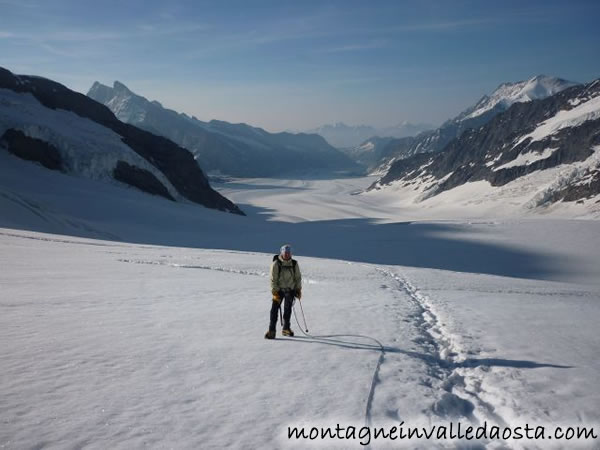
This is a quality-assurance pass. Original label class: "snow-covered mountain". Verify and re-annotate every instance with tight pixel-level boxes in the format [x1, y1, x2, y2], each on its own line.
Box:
[0, 67, 243, 215]
[88, 82, 360, 177]
[368, 78, 600, 211]
[372, 75, 579, 174]
[308, 121, 432, 148]
[457, 75, 577, 122]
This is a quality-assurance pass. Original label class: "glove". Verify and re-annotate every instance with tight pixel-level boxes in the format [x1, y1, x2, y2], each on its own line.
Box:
[272, 290, 281, 302]
[295, 289, 302, 299]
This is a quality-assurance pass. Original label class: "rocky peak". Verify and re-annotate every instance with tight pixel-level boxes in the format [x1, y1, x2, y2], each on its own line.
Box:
[112, 81, 132, 94]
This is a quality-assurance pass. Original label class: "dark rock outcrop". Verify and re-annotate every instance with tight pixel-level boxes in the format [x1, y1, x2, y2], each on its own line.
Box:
[113, 161, 174, 201]
[550, 169, 600, 203]
[1, 128, 63, 171]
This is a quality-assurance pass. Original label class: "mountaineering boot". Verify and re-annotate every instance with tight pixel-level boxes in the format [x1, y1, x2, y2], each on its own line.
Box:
[264, 329, 276, 339]
[282, 328, 294, 337]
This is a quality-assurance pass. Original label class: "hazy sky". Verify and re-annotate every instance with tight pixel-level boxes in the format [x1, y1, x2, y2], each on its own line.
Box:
[1, 0, 599, 132]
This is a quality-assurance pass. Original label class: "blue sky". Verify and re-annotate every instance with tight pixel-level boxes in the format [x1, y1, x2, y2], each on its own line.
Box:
[1, 0, 599, 131]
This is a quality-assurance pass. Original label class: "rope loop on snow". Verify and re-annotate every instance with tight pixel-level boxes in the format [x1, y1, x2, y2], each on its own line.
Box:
[291, 302, 385, 429]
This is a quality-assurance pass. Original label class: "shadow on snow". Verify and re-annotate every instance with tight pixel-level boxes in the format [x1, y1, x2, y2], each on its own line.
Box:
[283, 335, 573, 370]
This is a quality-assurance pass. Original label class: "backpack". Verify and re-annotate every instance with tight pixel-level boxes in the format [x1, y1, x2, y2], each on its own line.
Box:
[273, 254, 297, 281]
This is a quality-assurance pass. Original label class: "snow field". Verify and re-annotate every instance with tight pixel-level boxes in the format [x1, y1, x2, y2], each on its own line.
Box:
[4, 228, 599, 448]
[400, 266, 600, 448]
[0, 231, 450, 448]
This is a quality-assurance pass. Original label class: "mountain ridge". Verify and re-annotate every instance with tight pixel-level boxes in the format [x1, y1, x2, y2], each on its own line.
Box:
[369, 75, 579, 174]
[307, 121, 434, 148]
[88, 81, 360, 177]
[369, 78, 600, 210]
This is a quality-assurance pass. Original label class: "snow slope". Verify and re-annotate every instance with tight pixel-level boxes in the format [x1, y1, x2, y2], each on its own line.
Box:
[0, 89, 180, 198]
[366, 152, 600, 220]
[1, 153, 600, 448]
[514, 93, 600, 147]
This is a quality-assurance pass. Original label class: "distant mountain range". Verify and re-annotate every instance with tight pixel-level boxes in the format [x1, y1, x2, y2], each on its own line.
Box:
[0, 67, 243, 215]
[366, 75, 579, 174]
[307, 121, 434, 148]
[2, 65, 597, 217]
[88, 82, 360, 177]
[369, 77, 600, 209]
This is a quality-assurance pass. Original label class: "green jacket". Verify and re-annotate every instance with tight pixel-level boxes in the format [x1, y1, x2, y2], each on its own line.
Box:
[270, 256, 302, 292]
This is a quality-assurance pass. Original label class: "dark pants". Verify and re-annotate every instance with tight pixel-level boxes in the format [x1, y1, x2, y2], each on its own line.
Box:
[269, 289, 295, 331]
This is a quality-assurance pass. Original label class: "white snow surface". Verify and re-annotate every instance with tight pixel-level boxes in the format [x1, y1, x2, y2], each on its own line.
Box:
[493, 147, 557, 171]
[1, 152, 600, 448]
